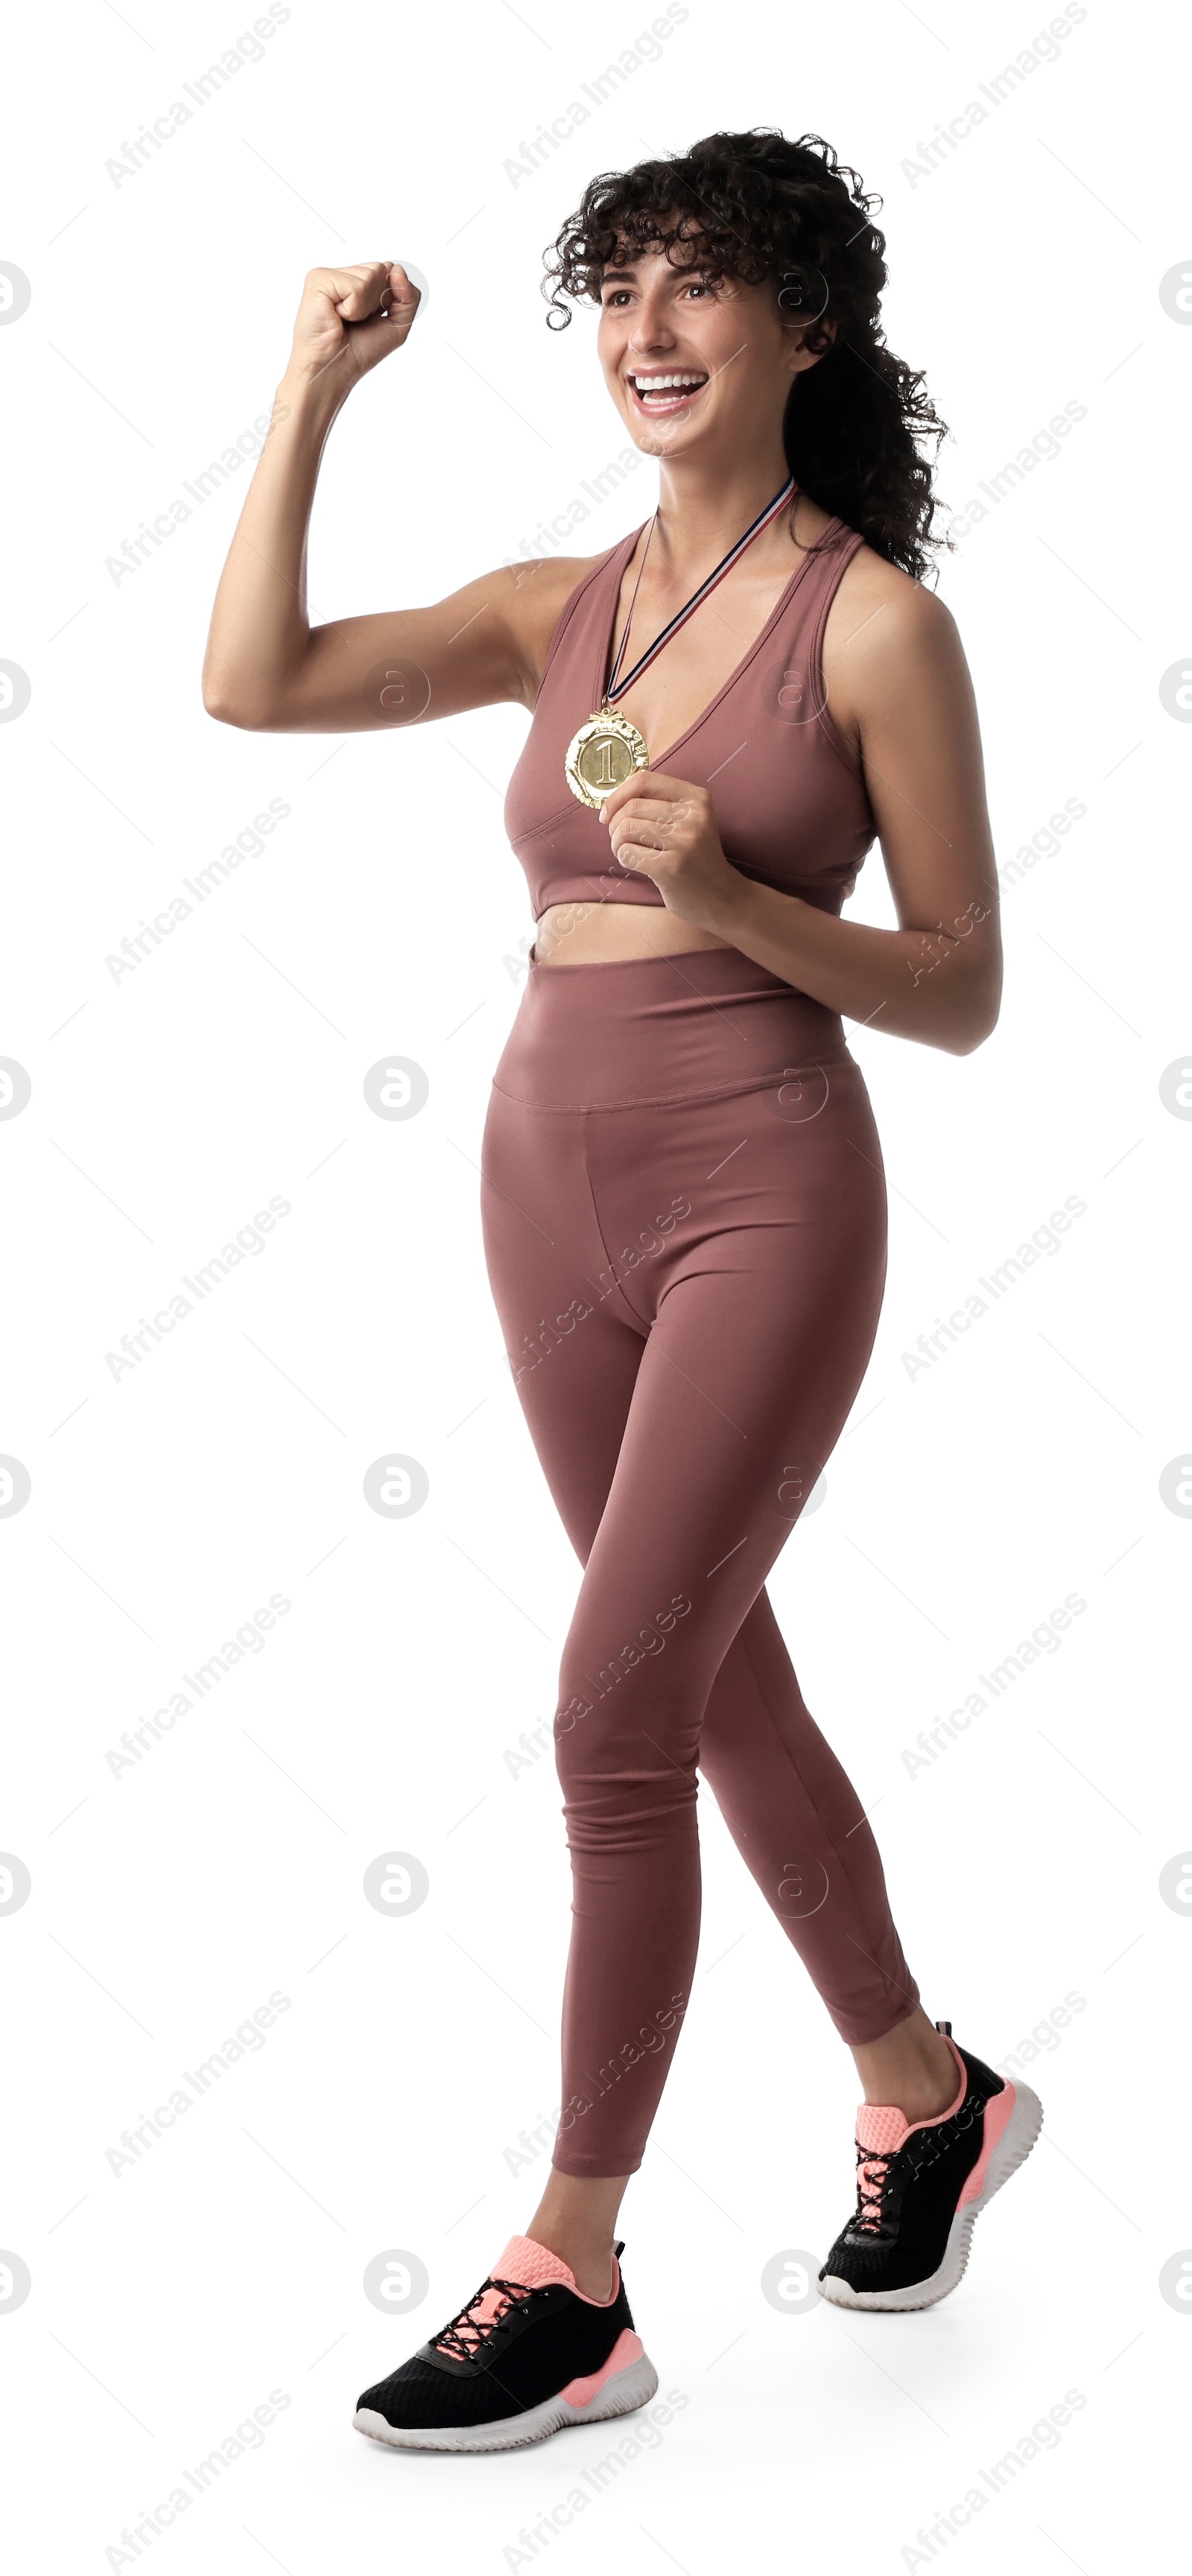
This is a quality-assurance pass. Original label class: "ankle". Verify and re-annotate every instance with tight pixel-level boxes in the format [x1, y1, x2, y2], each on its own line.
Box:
[852, 2014, 960, 2122]
[877, 2061, 958, 2122]
[524, 2169, 629, 2303]
[524, 2222, 616, 2303]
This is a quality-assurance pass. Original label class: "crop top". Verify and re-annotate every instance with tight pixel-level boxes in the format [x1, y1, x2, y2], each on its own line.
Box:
[504, 515, 877, 922]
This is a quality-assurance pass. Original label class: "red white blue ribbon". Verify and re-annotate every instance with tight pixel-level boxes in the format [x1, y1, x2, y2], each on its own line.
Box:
[605, 472, 798, 705]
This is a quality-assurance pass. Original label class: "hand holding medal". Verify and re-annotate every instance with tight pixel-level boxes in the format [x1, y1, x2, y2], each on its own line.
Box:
[597, 767, 739, 930]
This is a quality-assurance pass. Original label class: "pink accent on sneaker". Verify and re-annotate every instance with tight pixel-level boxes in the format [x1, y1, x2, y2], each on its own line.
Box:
[855, 2033, 967, 2152]
[957, 2081, 1017, 2207]
[855, 2101, 911, 2155]
[491, 2233, 621, 2304]
[559, 2327, 644, 2408]
[853, 2035, 968, 2216]
[431, 2235, 621, 2357]
[434, 2234, 621, 2353]
[492, 2235, 583, 2292]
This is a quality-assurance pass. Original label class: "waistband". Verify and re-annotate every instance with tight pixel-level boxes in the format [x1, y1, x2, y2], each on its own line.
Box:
[491, 943, 851, 1111]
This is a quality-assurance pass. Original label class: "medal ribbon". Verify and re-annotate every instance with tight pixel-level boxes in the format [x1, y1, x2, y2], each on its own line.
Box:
[604, 472, 797, 707]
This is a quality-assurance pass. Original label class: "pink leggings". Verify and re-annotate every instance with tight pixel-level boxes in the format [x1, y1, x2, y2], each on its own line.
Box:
[481, 945, 919, 2177]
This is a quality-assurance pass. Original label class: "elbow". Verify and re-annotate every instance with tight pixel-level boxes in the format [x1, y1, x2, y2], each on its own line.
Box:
[202, 676, 275, 731]
[948, 978, 1002, 1056]
[203, 691, 241, 728]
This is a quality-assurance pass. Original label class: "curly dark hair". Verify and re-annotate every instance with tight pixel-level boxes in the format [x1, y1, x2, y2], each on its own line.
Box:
[542, 127, 948, 583]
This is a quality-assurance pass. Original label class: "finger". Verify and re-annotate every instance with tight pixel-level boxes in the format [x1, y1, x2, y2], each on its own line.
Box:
[379, 265, 422, 329]
[603, 798, 679, 839]
[599, 767, 665, 822]
[623, 770, 702, 803]
[306, 263, 384, 301]
[601, 776, 697, 828]
[610, 843, 664, 875]
[610, 829, 678, 869]
[609, 825, 667, 859]
[328, 263, 394, 318]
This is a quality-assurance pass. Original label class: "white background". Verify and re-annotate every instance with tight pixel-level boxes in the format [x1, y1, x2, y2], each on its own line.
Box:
[1, 0, 1188, 2569]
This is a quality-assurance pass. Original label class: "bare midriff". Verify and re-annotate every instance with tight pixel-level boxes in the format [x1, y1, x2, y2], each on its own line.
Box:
[533, 901, 732, 967]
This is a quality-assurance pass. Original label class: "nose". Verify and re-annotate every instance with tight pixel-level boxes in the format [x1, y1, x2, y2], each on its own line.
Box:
[628, 317, 679, 361]
[624, 282, 683, 359]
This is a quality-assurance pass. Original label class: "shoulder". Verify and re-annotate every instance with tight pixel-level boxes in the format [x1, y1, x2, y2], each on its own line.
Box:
[499, 545, 630, 708]
[823, 541, 966, 726]
[829, 541, 957, 650]
[789, 492, 945, 638]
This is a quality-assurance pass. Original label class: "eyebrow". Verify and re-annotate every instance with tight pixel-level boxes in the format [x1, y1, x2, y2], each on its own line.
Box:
[600, 260, 710, 286]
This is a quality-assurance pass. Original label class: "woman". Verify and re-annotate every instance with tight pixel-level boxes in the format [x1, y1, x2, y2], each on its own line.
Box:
[204, 127, 1041, 2455]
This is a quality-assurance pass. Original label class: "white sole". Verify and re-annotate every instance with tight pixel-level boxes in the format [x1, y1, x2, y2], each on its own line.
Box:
[818, 2081, 1043, 2313]
[354, 2351, 659, 2453]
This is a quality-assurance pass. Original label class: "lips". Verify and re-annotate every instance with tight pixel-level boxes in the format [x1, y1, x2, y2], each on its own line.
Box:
[625, 372, 708, 414]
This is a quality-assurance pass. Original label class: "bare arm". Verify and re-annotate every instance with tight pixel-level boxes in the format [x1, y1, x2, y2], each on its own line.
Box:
[202, 261, 570, 732]
[600, 565, 1003, 1056]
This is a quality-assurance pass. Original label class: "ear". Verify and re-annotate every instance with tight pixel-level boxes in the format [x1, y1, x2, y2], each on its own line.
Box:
[773, 267, 834, 374]
[783, 316, 837, 379]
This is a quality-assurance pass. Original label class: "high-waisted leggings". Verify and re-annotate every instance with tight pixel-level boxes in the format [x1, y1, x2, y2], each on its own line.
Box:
[480, 942, 919, 2177]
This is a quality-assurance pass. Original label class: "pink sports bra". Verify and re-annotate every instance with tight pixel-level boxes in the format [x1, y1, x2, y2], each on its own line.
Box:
[504, 515, 876, 922]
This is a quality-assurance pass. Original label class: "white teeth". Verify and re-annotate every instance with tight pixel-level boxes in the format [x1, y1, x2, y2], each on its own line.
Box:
[630, 375, 706, 393]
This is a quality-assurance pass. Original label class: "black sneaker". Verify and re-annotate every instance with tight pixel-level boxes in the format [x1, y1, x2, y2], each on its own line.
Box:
[354, 2233, 658, 2452]
[818, 2024, 1042, 2312]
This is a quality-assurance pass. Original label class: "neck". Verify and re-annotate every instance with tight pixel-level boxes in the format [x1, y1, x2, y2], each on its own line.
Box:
[647, 444, 795, 577]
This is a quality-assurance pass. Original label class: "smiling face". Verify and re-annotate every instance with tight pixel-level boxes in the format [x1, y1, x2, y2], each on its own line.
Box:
[597, 225, 825, 462]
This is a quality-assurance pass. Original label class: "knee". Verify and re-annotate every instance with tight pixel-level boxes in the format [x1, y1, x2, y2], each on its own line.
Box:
[551, 1689, 697, 1833]
[552, 1592, 702, 1809]
[571, 1595, 694, 1687]
[556, 1593, 697, 1747]
[552, 1681, 600, 1795]
[551, 1692, 609, 1808]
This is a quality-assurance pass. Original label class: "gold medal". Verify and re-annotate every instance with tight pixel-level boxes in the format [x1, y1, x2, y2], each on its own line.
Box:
[561, 471, 796, 807]
[564, 705, 650, 809]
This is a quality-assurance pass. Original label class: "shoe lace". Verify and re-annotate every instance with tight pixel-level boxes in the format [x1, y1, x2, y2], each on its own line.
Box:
[433, 2274, 536, 2361]
[853, 2142, 895, 2235]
